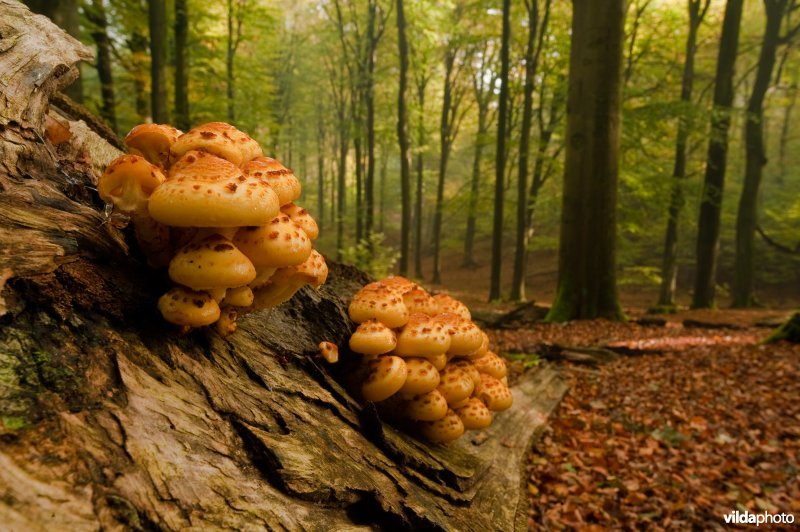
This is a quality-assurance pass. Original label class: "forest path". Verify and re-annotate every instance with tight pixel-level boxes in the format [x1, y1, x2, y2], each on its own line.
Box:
[503, 319, 800, 529]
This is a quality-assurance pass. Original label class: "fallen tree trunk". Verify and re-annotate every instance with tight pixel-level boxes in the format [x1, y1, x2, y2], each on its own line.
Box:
[0, 3, 568, 529]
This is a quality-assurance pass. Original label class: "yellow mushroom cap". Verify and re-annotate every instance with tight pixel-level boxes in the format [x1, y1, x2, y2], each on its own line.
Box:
[250, 250, 328, 310]
[449, 397, 471, 410]
[463, 331, 490, 360]
[233, 214, 312, 268]
[436, 313, 484, 356]
[476, 374, 513, 412]
[436, 364, 475, 406]
[98, 154, 165, 214]
[433, 293, 471, 320]
[349, 319, 397, 356]
[402, 288, 439, 316]
[170, 122, 263, 167]
[168, 234, 256, 290]
[393, 313, 451, 357]
[348, 287, 410, 329]
[124, 123, 181, 168]
[149, 151, 280, 227]
[403, 389, 448, 421]
[224, 285, 254, 307]
[249, 266, 278, 290]
[158, 286, 220, 327]
[361, 356, 408, 402]
[398, 358, 440, 397]
[243, 157, 302, 206]
[281, 202, 319, 240]
[426, 353, 448, 371]
[472, 351, 507, 379]
[378, 276, 420, 295]
[455, 398, 492, 430]
[449, 359, 481, 388]
[318, 341, 339, 363]
[419, 409, 465, 443]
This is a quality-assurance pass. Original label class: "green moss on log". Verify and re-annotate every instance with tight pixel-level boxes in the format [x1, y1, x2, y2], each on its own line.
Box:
[765, 312, 800, 344]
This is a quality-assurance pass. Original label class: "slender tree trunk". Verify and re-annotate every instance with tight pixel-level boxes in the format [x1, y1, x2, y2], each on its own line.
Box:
[364, 1, 377, 246]
[149, 0, 168, 123]
[87, 0, 117, 133]
[489, 0, 512, 301]
[546, 0, 626, 322]
[354, 133, 364, 242]
[432, 51, 457, 285]
[510, 0, 540, 302]
[127, 33, 149, 122]
[397, 0, 412, 276]
[337, 127, 348, 260]
[226, 0, 236, 123]
[657, 0, 708, 308]
[378, 148, 388, 233]
[463, 108, 487, 269]
[317, 111, 325, 233]
[414, 81, 427, 279]
[174, 0, 190, 131]
[733, 0, 787, 307]
[692, 0, 744, 309]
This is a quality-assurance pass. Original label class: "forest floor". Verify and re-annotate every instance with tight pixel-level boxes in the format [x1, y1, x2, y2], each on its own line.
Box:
[486, 315, 799, 530]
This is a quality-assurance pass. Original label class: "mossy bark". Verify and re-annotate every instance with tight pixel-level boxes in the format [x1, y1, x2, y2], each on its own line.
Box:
[0, 3, 568, 529]
[766, 312, 800, 344]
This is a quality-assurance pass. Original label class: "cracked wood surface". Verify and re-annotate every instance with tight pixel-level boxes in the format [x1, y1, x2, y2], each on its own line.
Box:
[0, 2, 569, 529]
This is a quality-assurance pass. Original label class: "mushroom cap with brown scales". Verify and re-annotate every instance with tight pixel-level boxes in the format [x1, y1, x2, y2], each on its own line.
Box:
[98, 154, 165, 214]
[462, 330, 490, 360]
[378, 276, 420, 294]
[250, 250, 328, 310]
[361, 356, 408, 402]
[449, 359, 481, 389]
[426, 353, 447, 371]
[476, 373, 513, 412]
[398, 358, 440, 398]
[223, 286, 254, 307]
[170, 122, 262, 167]
[348, 319, 397, 356]
[348, 287, 410, 329]
[436, 365, 475, 406]
[455, 398, 492, 430]
[124, 123, 181, 168]
[168, 234, 256, 291]
[249, 266, 278, 290]
[215, 307, 238, 337]
[448, 397, 471, 410]
[243, 157, 302, 206]
[402, 288, 439, 316]
[158, 286, 221, 327]
[435, 313, 484, 357]
[149, 151, 280, 228]
[419, 409, 465, 443]
[233, 214, 312, 268]
[393, 313, 451, 357]
[318, 341, 339, 364]
[281, 203, 319, 240]
[432, 293, 471, 321]
[472, 351, 507, 380]
[403, 389, 448, 422]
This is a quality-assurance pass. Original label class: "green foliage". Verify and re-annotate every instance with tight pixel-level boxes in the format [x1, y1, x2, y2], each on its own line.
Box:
[340, 233, 399, 279]
[505, 352, 540, 370]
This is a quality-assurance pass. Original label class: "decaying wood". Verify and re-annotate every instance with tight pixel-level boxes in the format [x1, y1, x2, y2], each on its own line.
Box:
[0, 3, 568, 529]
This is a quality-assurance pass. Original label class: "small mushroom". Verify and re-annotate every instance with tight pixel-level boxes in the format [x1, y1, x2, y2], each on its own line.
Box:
[124, 123, 181, 167]
[475, 374, 513, 412]
[98, 154, 165, 214]
[449, 359, 481, 388]
[249, 266, 278, 289]
[463, 330, 490, 360]
[419, 409, 464, 443]
[223, 286, 254, 307]
[378, 276, 420, 295]
[403, 389, 448, 421]
[426, 353, 448, 371]
[243, 157, 302, 206]
[398, 358, 440, 398]
[455, 398, 492, 430]
[348, 319, 397, 356]
[433, 293, 471, 320]
[361, 356, 408, 402]
[348, 286, 410, 329]
[215, 307, 238, 336]
[435, 313, 484, 357]
[168, 234, 256, 291]
[170, 122, 262, 167]
[250, 250, 328, 310]
[318, 341, 339, 363]
[281, 203, 319, 240]
[393, 313, 451, 357]
[233, 214, 312, 268]
[472, 351, 507, 379]
[158, 286, 220, 327]
[436, 365, 475, 406]
[402, 288, 439, 316]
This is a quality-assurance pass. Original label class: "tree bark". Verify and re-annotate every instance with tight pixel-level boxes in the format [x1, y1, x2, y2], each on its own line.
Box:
[546, 0, 625, 322]
[0, 4, 569, 529]
[149, 0, 168, 123]
[85, 0, 117, 134]
[174, 0, 190, 131]
[732, 0, 788, 308]
[397, 0, 412, 276]
[414, 78, 428, 280]
[657, 0, 709, 309]
[489, 0, 512, 301]
[691, 0, 744, 309]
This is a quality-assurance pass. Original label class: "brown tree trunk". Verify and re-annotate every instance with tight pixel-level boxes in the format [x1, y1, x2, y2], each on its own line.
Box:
[0, 4, 568, 529]
[397, 0, 412, 276]
[732, 0, 788, 308]
[174, 0, 190, 131]
[86, 0, 117, 133]
[546, 0, 626, 321]
[414, 79, 427, 280]
[656, 0, 709, 309]
[149, 0, 168, 123]
[691, 0, 744, 309]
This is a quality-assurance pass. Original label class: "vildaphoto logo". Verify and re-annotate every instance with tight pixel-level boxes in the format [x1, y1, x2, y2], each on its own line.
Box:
[723, 510, 796, 527]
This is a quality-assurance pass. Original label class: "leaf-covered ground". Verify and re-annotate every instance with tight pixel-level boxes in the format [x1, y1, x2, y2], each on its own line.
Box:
[491, 319, 800, 530]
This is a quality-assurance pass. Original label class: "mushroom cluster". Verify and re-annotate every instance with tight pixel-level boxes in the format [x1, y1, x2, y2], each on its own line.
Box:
[345, 276, 512, 443]
[97, 122, 327, 335]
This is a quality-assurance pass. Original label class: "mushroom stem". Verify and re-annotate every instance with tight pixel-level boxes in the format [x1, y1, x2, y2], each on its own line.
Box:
[131, 212, 172, 268]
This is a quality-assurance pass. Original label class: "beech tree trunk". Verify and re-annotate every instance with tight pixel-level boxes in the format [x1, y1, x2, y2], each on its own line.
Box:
[0, 4, 567, 529]
[86, 0, 117, 133]
[397, 0, 412, 276]
[174, 0, 190, 131]
[149, 0, 168, 123]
